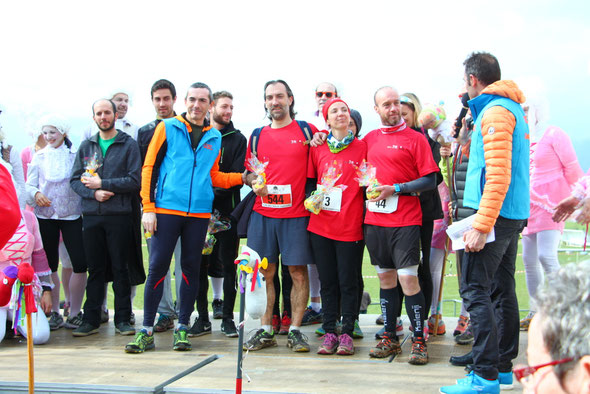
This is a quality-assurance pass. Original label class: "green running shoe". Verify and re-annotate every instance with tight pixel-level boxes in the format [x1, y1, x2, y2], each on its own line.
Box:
[173, 327, 192, 351]
[125, 329, 155, 353]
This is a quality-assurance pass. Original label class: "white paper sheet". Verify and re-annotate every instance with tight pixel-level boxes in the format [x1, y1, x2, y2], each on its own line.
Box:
[446, 214, 495, 251]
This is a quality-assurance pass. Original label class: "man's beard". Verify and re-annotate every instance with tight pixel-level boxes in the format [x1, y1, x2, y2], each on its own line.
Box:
[96, 119, 115, 132]
[212, 113, 229, 127]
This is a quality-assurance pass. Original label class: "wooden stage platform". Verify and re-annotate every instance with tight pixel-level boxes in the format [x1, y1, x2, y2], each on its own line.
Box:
[0, 313, 527, 393]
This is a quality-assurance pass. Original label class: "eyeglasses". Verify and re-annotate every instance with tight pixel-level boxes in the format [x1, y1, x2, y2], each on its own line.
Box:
[316, 91, 335, 99]
[513, 357, 574, 383]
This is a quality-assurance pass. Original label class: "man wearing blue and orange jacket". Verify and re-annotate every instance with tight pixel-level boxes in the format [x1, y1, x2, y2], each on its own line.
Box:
[441, 52, 529, 394]
[125, 82, 244, 354]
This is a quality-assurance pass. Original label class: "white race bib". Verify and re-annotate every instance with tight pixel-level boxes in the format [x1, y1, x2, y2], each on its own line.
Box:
[318, 184, 343, 212]
[367, 194, 398, 214]
[262, 184, 293, 208]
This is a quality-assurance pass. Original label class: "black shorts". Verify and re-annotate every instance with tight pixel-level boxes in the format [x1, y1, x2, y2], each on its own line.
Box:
[364, 225, 420, 270]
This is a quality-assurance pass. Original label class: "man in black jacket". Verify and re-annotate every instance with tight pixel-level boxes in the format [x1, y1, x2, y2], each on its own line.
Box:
[137, 79, 181, 333]
[70, 99, 142, 337]
[191, 90, 247, 338]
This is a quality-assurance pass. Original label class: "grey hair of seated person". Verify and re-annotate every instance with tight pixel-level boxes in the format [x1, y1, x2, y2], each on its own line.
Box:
[532, 260, 590, 380]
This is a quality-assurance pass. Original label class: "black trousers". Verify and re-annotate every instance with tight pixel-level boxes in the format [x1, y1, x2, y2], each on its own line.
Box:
[82, 215, 132, 327]
[37, 217, 87, 273]
[460, 216, 525, 380]
[310, 232, 363, 336]
[196, 226, 240, 320]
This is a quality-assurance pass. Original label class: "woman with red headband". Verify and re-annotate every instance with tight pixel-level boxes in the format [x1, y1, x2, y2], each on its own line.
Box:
[307, 98, 366, 355]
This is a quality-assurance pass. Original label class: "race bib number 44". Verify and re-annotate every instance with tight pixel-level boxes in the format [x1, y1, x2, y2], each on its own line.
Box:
[262, 184, 293, 208]
[367, 194, 398, 214]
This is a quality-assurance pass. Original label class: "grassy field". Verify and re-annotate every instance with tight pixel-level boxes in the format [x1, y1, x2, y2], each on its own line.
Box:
[93, 222, 588, 321]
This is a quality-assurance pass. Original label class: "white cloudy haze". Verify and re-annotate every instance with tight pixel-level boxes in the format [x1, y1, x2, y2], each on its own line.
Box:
[1, 0, 589, 168]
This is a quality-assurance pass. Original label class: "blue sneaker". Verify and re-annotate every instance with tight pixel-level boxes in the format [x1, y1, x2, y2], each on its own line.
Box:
[442, 371, 499, 393]
[301, 306, 323, 326]
[498, 372, 513, 390]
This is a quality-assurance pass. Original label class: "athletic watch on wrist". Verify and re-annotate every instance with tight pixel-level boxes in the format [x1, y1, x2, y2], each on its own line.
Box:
[394, 184, 401, 194]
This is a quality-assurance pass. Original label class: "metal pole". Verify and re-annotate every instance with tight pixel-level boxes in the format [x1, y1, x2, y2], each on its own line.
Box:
[236, 273, 246, 394]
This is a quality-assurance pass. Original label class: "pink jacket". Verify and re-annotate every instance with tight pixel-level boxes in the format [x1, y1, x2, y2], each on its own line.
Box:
[524, 126, 583, 235]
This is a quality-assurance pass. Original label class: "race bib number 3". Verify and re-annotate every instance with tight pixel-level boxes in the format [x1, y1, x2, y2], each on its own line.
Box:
[262, 184, 293, 208]
[319, 184, 342, 212]
[367, 194, 398, 214]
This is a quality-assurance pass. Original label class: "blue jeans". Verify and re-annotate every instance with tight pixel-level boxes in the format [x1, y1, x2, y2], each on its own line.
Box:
[460, 216, 526, 380]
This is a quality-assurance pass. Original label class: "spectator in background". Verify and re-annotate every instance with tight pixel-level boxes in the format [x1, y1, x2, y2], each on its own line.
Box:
[26, 117, 87, 330]
[519, 97, 583, 331]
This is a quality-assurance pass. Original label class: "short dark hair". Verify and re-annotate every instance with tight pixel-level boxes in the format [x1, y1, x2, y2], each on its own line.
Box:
[263, 79, 296, 120]
[213, 91, 233, 101]
[92, 99, 117, 116]
[463, 52, 501, 86]
[186, 82, 213, 102]
[151, 79, 176, 99]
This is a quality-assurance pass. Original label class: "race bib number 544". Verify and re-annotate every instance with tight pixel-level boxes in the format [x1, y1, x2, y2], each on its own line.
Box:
[262, 184, 293, 208]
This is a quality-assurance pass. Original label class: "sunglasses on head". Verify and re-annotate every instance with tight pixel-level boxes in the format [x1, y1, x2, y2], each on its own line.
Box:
[316, 91, 335, 98]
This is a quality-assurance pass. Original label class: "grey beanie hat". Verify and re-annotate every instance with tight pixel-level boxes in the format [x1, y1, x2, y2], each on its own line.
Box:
[349, 109, 362, 135]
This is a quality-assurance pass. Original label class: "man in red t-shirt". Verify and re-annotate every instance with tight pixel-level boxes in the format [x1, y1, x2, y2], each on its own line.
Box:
[243, 80, 319, 353]
[364, 86, 439, 365]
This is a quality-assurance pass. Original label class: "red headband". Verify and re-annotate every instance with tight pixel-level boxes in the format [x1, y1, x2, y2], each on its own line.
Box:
[322, 97, 349, 121]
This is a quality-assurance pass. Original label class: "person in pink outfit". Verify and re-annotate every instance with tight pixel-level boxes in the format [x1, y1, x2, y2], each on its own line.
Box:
[553, 169, 590, 225]
[519, 99, 583, 330]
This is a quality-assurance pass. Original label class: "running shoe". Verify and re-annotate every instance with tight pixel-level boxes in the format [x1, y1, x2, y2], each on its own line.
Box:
[301, 306, 323, 326]
[453, 315, 469, 336]
[173, 327, 191, 351]
[64, 312, 84, 329]
[520, 311, 534, 331]
[427, 314, 446, 335]
[375, 313, 385, 325]
[498, 371, 514, 390]
[212, 299, 223, 320]
[100, 308, 109, 324]
[408, 337, 428, 365]
[375, 326, 385, 339]
[271, 314, 280, 334]
[278, 311, 291, 335]
[336, 333, 355, 355]
[72, 322, 99, 337]
[455, 323, 474, 345]
[154, 314, 175, 332]
[188, 318, 211, 337]
[369, 331, 401, 358]
[442, 371, 500, 394]
[317, 332, 338, 355]
[315, 326, 326, 336]
[352, 319, 364, 339]
[243, 328, 277, 351]
[221, 319, 239, 338]
[115, 322, 136, 336]
[287, 329, 310, 352]
[396, 318, 404, 337]
[62, 301, 70, 318]
[125, 329, 155, 353]
[48, 311, 65, 330]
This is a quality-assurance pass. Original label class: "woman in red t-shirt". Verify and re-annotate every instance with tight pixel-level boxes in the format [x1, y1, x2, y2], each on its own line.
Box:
[307, 98, 366, 356]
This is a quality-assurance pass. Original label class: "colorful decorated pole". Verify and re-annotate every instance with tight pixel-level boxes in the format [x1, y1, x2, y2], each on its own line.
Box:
[235, 269, 246, 394]
[7, 263, 38, 393]
[234, 246, 268, 394]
